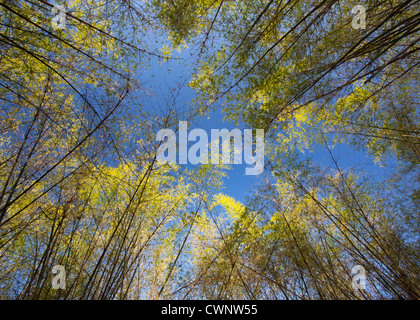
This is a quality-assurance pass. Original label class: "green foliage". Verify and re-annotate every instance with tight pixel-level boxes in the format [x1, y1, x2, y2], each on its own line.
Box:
[0, 0, 418, 300]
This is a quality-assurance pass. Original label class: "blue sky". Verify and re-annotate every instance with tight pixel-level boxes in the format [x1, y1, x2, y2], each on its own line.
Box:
[138, 45, 262, 203]
[137, 39, 396, 205]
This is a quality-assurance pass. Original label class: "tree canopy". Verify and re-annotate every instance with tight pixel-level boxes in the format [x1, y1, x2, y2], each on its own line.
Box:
[0, 0, 418, 299]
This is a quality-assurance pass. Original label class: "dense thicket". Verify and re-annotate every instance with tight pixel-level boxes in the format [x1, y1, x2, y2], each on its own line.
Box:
[0, 0, 418, 299]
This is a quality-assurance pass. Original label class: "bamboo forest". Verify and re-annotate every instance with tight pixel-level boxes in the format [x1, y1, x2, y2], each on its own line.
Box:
[0, 0, 419, 300]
